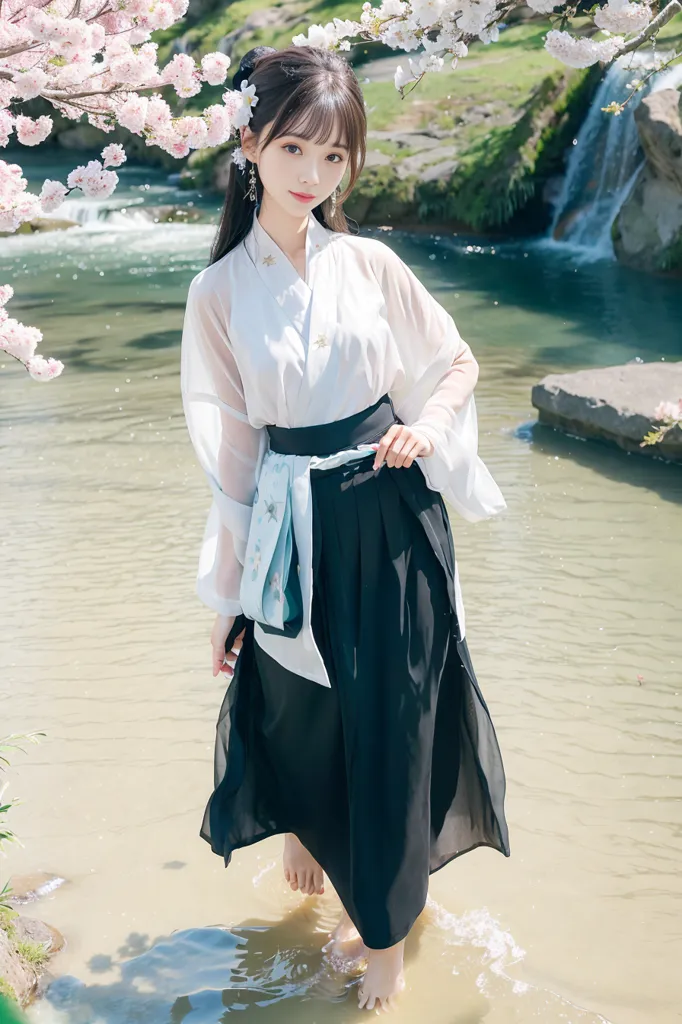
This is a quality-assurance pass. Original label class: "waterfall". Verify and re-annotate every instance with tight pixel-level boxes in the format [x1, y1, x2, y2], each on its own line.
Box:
[549, 59, 648, 256]
[550, 57, 682, 258]
[58, 196, 148, 226]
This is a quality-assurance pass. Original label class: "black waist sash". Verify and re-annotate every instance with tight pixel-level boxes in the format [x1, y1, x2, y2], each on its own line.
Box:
[266, 393, 401, 457]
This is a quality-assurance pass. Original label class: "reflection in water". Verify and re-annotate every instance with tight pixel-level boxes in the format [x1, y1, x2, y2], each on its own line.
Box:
[1, 178, 681, 1024]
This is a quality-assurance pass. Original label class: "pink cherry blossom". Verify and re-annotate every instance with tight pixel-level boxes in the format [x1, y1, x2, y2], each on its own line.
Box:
[117, 96, 149, 134]
[201, 52, 232, 86]
[101, 143, 127, 168]
[12, 69, 49, 101]
[26, 354, 65, 381]
[39, 179, 69, 213]
[14, 115, 53, 146]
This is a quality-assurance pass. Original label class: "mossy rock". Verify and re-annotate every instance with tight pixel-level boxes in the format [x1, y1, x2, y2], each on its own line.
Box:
[345, 165, 418, 224]
[427, 65, 601, 232]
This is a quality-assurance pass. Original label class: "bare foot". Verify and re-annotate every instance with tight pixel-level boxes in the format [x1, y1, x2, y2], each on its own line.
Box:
[322, 907, 368, 960]
[283, 833, 325, 895]
[358, 939, 406, 1012]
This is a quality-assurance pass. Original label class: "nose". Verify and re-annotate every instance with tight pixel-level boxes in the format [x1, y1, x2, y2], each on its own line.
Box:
[299, 160, 321, 187]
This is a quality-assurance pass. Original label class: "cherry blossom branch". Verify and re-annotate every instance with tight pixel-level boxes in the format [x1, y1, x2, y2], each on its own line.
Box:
[602, 49, 682, 113]
[640, 400, 682, 446]
[619, 0, 682, 54]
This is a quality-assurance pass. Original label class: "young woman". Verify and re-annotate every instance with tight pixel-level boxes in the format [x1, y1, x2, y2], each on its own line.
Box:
[180, 43, 510, 1012]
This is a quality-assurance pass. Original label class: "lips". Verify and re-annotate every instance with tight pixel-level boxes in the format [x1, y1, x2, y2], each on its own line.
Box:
[290, 191, 316, 201]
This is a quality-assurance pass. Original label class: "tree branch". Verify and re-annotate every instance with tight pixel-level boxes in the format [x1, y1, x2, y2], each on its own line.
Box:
[619, 0, 682, 56]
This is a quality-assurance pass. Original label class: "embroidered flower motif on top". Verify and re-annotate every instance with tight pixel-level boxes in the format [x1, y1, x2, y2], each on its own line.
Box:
[263, 498, 279, 522]
[313, 333, 329, 348]
[249, 541, 262, 581]
[262, 254, 276, 266]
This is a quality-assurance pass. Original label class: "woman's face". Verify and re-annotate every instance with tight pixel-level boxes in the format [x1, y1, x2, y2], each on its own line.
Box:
[241, 116, 350, 218]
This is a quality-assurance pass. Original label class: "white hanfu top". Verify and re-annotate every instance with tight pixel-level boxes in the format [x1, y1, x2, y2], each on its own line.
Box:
[180, 207, 506, 687]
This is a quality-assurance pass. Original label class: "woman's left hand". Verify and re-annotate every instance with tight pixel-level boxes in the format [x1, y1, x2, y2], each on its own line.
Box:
[371, 424, 434, 470]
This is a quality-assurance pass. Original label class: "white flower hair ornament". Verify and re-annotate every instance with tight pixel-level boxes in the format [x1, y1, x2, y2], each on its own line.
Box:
[230, 80, 258, 168]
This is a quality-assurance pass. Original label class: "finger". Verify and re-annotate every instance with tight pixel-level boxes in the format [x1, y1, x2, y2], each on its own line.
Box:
[386, 427, 411, 468]
[373, 425, 400, 469]
[398, 439, 424, 469]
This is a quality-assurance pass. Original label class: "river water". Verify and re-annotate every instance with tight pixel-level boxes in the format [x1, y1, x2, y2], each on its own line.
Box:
[1, 159, 681, 1024]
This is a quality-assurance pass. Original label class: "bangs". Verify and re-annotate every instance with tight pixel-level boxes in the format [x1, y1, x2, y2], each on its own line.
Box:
[270, 87, 358, 152]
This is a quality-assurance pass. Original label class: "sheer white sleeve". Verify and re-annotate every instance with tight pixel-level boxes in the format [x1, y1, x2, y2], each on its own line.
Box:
[370, 240, 506, 522]
[180, 272, 268, 616]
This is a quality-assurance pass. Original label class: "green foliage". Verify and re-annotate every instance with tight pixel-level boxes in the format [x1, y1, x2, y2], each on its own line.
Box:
[0, 908, 17, 940]
[0, 981, 19, 1006]
[658, 232, 682, 273]
[420, 68, 592, 230]
[13, 942, 49, 969]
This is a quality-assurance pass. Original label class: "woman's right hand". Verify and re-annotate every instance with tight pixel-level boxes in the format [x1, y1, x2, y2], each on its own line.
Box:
[211, 614, 245, 679]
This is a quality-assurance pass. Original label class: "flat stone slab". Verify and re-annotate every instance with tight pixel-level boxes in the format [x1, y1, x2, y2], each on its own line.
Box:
[531, 362, 682, 462]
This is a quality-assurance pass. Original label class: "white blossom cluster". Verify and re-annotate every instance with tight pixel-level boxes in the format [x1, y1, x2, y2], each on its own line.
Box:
[292, 0, 658, 86]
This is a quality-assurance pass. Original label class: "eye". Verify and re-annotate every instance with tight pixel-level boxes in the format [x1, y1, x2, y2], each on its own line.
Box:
[283, 143, 301, 155]
[328, 153, 343, 163]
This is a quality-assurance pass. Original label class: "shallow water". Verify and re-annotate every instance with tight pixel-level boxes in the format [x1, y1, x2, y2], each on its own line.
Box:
[1, 162, 681, 1024]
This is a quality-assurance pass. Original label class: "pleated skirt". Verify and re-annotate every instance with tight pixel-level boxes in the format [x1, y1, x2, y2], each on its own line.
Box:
[200, 452, 510, 950]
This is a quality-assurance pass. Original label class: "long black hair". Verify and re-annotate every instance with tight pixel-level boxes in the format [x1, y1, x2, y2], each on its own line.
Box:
[208, 45, 367, 266]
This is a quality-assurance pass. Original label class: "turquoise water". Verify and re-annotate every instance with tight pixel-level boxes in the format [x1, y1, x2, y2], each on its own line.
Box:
[2, 157, 681, 1024]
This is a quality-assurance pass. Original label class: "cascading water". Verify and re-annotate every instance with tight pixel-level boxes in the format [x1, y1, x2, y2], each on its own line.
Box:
[550, 59, 647, 255]
[550, 57, 682, 258]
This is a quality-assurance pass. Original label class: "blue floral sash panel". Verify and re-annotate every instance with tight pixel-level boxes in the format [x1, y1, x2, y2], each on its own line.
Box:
[239, 444, 378, 637]
[239, 450, 297, 634]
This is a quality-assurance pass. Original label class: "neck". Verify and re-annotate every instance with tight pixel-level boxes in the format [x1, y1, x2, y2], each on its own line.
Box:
[257, 197, 310, 256]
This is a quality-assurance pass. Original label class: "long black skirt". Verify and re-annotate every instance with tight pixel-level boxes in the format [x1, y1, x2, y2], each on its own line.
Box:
[200, 452, 510, 950]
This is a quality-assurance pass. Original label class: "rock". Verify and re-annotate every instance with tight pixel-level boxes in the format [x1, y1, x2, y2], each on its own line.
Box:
[0, 926, 36, 1007]
[11, 918, 65, 955]
[364, 150, 393, 168]
[395, 144, 459, 179]
[531, 362, 682, 462]
[6, 874, 66, 905]
[418, 158, 459, 183]
[215, 6, 301, 57]
[635, 88, 682, 191]
[613, 89, 682, 273]
[0, 908, 65, 1009]
[366, 130, 451, 150]
[613, 165, 682, 272]
[0, 218, 78, 238]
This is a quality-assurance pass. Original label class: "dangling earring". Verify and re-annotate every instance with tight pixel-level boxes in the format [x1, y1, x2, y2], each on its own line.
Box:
[330, 186, 339, 215]
[247, 164, 258, 203]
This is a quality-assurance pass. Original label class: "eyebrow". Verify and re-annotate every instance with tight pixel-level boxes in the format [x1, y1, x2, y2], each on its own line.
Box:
[283, 135, 349, 151]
